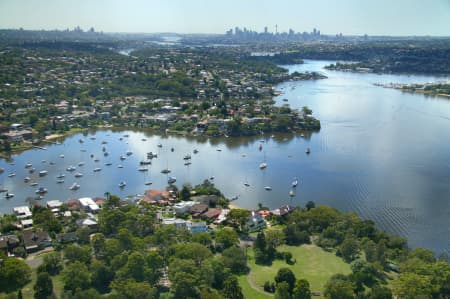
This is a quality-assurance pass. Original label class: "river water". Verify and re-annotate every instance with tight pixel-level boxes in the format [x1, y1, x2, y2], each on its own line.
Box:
[1, 60, 449, 254]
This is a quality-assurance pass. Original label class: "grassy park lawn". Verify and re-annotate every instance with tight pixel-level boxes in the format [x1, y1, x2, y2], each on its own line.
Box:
[243, 244, 351, 296]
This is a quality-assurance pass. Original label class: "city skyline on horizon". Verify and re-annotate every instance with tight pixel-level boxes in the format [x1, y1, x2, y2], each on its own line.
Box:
[0, 0, 449, 36]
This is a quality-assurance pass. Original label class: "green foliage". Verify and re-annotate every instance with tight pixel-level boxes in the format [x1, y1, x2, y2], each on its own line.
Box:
[32, 206, 62, 234]
[221, 247, 247, 274]
[392, 272, 434, 299]
[292, 279, 311, 299]
[40, 252, 63, 275]
[62, 261, 91, 293]
[63, 244, 91, 265]
[33, 272, 53, 299]
[323, 274, 355, 299]
[215, 229, 239, 250]
[0, 257, 31, 293]
[275, 268, 296, 293]
[338, 237, 359, 263]
[110, 279, 157, 299]
[274, 281, 292, 299]
[222, 276, 244, 299]
[169, 242, 213, 266]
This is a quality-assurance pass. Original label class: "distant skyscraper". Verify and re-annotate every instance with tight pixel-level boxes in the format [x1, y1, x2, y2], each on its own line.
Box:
[264, 26, 268, 34]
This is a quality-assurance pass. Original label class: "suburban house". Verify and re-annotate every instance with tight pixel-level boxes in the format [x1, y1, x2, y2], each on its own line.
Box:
[76, 218, 98, 233]
[186, 221, 208, 234]
[22, 230, 52, 253]
[78, 197, 100, 214]
[246, 211, 267, 232]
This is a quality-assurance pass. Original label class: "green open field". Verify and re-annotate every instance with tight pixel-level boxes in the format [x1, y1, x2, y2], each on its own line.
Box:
[240, 244, 351, 298]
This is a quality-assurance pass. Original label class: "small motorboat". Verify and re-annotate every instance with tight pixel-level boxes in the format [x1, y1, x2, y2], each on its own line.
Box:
[56, 173, 65, 179]
[118, 181, 126, 188]
[39, 170, 48, 177]
[161, 168, 171, 174]
[157, 143, 162, 148]
[118, 165, 124, 169]
[35, 187, 48, 194]
[8, 173, 16, 178]
[56, 179, 65, 184]
[264, 186, 272, 191]
[289, 190, 295, 197]
[104, 152, 109, 157]
[193, 149, 199, 154]
[292, 178, 298, 188]
[25, 163, 33, 168]
[259, 162, 267, 169]
[30, 182, 38, 187]
[60, 154, 64, 158]
[24, 177, 31, 183]
[94, 158, 100, 162]
[78, 162, 85, 167]
[93, 168, 102, 172]
[144, 181, 153, 186]
[244, 182, 250, 187]
[306, 148, 311, 154]
[147, 152, 157, 159]
[104, 162, 112, 166]
[138, 167, 149, 172]
[184, 162, 192, 166]
[66, 166, 76, 172]
[168, 176, 177, 184]
[74, 172, 83, 178]
[29, 168, 36, 174]
[120, 155, 126, 161]
[69, 183, 80, 190]
[171, 147, 174, 152]
[5, 192, 14, 199]
[140, 160, 152, 165]
[259, 144, 263, 151]
[126, 150, 132, 156]
[183, 154, 191, 160]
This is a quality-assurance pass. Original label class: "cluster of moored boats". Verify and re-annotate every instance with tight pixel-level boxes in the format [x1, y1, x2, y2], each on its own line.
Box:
[2, 133, 311, 199]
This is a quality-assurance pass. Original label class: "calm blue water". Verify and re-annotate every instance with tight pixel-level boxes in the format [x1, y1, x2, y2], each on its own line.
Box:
[1, 60, 449, 254]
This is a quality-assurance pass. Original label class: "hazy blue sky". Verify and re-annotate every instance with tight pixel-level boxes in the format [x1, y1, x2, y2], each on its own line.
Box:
[0, 0, 449, 36]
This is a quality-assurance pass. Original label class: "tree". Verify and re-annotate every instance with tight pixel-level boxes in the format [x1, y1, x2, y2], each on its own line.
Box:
[215, 229, 239, 250]
[339, 237, 359, 262]
[392, 272, 433, 299]
[64, 244, 91, 264]
[180, 184, 191, 200]
[34, 272, 53, 299]
[226, 209, 250, 231]
[222, 276, 244, 299]
[90, 260, 114, 294]
[266, 230, 285, 249]
[146, 251, 164, 285]
[221, 246, 247, 274]
[117, 251, 147, 282]
[367, 286, 393, 299]
[275, 268, 296, 293]
[323, 275, 355, 299]
[110, 279, 157, 299]
[275, 281, 292, 299]
[62, 261, 91, 293]
[0, 257, 31, 292]
[292, 279, 311, 299]
[76, 226, 91, 244]
[169, 242, 213, 267]
[91, 233, 106, 258]
[61, 288, 101, 299]
[41, 252, 63, 275]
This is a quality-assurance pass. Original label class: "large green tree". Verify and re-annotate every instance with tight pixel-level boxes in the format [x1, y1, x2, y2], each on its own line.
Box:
[0, 257, 31, 293]
[34, 272, 53, 299]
